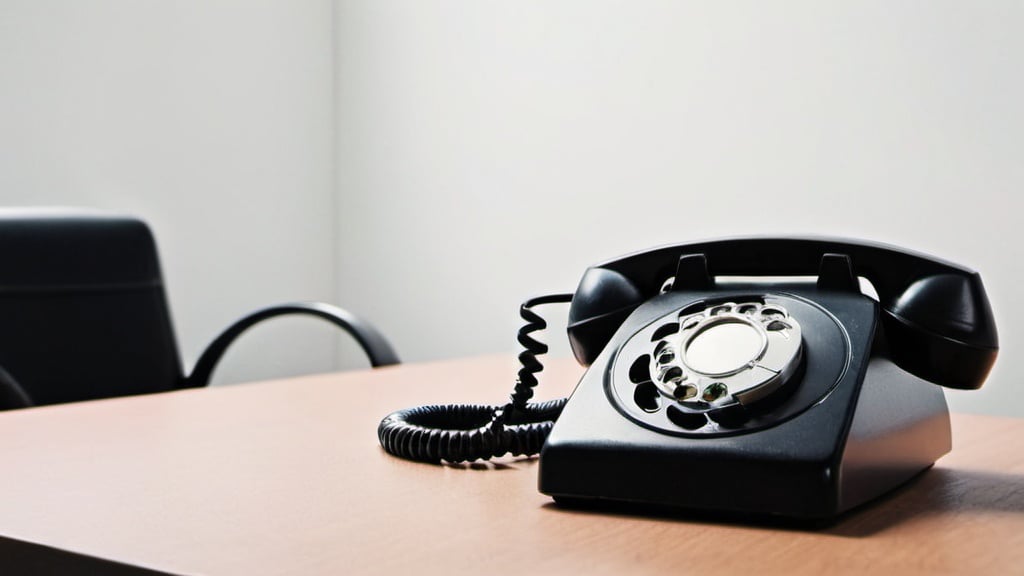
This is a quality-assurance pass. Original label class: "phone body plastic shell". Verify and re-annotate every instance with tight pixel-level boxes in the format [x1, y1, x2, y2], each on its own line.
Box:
[539, 281, 951, 520]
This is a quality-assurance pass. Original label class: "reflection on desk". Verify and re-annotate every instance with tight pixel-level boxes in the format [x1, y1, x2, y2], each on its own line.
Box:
[0, 355, 1021, 575]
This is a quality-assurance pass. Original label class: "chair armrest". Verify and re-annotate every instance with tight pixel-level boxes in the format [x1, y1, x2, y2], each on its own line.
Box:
[0, 364, 33, 410]
[186, 302, 400, 388]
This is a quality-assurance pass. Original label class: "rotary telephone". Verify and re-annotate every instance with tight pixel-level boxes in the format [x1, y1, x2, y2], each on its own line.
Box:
[379, 237, 998, 519]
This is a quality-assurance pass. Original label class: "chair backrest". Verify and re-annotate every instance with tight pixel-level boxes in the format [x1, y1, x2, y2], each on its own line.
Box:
[0, 208, 184, 405]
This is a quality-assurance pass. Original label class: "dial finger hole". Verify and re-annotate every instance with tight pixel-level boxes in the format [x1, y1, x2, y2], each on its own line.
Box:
[658, 366, 683, 383]
[766, 320, 791, 331]
[629, 355, 651, 383]
[708, 405, 750, 428]
[654, 340, 670, 356]
[760, 307, 785, 321]
[651, 322, 680, 341]
[657, 348, 676, 365]
[709, 305, 732, 316]
[737, 303, 759, 315]
[634, 382, 661, 412]
[667, 405, 708, 430]
[702, 382, 729, 402]
[673, 383, 698, 400]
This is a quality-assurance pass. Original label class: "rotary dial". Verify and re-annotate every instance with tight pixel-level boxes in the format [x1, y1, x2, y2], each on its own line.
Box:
[649, 301, 803, 408]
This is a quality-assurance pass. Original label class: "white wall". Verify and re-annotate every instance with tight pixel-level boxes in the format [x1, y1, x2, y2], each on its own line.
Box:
[334, 2, 1023, 416]
[2, 2, 1020, 416]
[0, 0, 345, 385]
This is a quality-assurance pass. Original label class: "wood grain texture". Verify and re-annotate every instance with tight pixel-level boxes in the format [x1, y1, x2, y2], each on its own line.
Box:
[0, 355, 1021, 575]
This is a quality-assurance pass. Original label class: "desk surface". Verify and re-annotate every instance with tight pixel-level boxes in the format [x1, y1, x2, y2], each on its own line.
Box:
[0, 355, 1022, 575]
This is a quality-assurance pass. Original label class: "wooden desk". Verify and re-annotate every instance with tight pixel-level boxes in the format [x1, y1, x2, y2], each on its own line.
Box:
[0, 355, 1022, 575]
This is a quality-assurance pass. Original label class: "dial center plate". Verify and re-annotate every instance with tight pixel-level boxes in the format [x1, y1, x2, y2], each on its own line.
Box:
[685, 320, 764, 375]
[647, 300, 804, 409]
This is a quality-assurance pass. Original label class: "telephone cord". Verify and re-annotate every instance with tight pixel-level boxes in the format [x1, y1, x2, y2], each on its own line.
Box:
[377, 293, 573, 463]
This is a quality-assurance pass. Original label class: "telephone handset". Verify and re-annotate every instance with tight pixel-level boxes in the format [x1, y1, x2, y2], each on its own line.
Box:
[379, 237, 998, 519]
[568, 237, 997, 389]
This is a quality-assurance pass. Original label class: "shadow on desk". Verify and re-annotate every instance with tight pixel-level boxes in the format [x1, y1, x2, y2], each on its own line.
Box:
[542, 467, 1024, 537]
[827, 468, 1024, 537]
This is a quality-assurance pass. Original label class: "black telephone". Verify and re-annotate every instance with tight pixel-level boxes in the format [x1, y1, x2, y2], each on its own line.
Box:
[379, 237, 998, 519]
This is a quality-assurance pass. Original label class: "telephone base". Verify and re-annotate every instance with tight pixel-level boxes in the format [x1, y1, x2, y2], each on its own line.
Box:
[540, 356, 951, 520]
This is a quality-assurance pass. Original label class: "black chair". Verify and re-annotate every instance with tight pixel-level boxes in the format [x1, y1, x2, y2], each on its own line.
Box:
[0, 208, 399, 410]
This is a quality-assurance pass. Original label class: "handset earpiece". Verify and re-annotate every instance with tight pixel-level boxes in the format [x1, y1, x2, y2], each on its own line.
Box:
[882, 272, 998, 389]
[567, 267, 645, 365]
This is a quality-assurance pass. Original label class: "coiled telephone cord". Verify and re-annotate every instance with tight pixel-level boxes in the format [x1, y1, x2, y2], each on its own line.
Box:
[377, 293, 573, 463]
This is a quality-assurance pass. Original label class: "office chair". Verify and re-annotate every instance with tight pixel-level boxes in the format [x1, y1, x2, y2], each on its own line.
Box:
[0, 208, 399, 410]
